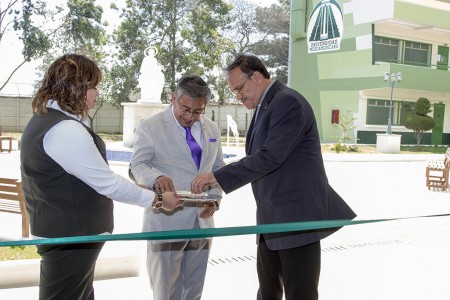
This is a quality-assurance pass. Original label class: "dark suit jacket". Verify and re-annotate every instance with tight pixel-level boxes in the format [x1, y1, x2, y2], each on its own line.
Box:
[214, 80, 356, 250]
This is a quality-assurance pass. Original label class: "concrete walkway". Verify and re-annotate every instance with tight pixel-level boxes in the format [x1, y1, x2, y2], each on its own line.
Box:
[1, 147, 450, 299]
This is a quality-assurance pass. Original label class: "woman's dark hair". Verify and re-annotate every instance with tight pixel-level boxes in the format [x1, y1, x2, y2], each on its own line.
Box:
[224, 54, 271, 79]
[32, 54, 102, 116]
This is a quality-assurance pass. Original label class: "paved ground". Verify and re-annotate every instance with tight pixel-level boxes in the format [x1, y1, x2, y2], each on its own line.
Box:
[1, 147, 450, 299]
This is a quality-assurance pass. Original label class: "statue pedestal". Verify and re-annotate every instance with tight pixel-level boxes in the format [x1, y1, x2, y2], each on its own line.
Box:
[376, 133, 402, 153]
[122, 102, 169, 147]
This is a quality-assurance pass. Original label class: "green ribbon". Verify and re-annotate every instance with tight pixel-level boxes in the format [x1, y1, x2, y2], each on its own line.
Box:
[1, 214, 448, 247]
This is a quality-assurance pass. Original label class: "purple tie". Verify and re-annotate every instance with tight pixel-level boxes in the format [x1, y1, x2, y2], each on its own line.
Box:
[184, 127, 202, 169]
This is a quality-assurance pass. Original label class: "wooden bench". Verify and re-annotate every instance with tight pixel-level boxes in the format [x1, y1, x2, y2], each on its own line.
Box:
[0, 178, 30, 238]
[426, 148, 450, 190]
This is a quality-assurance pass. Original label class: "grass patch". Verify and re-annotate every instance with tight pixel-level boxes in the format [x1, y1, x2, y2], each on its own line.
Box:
[399, 145, 447, 154]
[0, 245, 40, 261]
[97, 133, 123, 142]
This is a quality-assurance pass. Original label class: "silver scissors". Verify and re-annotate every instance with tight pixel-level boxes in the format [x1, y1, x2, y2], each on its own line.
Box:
[152, 191, 222, 209]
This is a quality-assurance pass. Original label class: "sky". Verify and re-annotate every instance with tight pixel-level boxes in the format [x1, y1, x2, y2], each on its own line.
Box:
[0, 0, 279, 96]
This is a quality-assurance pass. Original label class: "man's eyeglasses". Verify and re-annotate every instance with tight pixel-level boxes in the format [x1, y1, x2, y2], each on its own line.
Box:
[176, 101, 205, 117]
[231, 73, 253, 95]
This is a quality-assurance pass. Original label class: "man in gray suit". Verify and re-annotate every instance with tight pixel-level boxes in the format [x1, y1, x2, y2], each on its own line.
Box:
[192, 55, 356, 300]
[130, 75, 225, 300]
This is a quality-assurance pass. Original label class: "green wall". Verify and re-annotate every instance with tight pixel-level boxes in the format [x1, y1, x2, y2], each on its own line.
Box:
[289, 0, 450, 144]
[320, 90, 359, 143]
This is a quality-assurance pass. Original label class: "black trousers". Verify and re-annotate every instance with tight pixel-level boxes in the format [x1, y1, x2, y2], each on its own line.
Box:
[256, 240, 321, 300]
[37, 242, 105, 300]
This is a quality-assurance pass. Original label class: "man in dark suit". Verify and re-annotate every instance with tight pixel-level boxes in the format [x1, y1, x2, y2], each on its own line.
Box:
[191, 54, 356, 300]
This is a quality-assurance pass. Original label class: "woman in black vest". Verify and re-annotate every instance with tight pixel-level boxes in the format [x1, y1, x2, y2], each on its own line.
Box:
[20, 54, 180, 300]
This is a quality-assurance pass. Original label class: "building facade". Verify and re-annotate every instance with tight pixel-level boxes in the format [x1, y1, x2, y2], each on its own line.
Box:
[289, 0, 450, 145]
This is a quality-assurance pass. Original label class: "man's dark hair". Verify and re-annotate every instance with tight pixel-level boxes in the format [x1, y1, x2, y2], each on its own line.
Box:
[224, 54, 271, 79]
[175, 75, 211, 104]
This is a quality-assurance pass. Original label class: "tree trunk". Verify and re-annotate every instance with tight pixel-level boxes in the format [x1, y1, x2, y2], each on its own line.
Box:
[415, 130, 424, 150]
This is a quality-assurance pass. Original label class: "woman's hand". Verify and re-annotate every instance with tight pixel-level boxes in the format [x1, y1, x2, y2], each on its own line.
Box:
[153, 191, 183, 211]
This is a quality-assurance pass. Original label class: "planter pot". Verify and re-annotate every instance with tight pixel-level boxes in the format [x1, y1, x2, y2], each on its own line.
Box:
[376, 133, 402, 153]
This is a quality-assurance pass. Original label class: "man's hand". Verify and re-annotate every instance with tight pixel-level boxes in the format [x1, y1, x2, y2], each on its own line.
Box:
[154, 175, 175, 192]
[191, 173, 218, 194]
[199, 204, 217, 219]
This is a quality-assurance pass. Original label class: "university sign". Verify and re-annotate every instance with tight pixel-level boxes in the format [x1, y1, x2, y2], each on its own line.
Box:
[307, 0, 344, 53]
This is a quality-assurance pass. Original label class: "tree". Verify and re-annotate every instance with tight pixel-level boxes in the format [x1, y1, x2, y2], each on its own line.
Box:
[403, 97, 436, 149]
[37, 0, 108, 129]
[1, 0, 107, 129]
[331, 111, 359, 153]
[253, 1, 290, 83]
[105, 0, 232, 107]
[205, 73, 229, 106]
[223, 0, 290, 84]
[0, 0, 51, 92]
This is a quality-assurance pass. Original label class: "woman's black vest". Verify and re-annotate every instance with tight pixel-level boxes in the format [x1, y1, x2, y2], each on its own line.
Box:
[20, 108, 114, 238]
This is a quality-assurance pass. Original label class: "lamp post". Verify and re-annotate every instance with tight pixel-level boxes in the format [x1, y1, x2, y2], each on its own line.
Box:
[384, 71, 402, 134]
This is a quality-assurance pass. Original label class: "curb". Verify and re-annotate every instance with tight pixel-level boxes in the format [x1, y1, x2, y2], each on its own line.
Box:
[0, 255, 140, 289]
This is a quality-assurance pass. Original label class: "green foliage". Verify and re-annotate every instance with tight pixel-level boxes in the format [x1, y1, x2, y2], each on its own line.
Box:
[405, 115, 435, 131]
[335, 111, 358, 142]
[330, 143, 359, 153]
[225, 0, 290, 84]
[34, 0, 108, 129]
[331, 111, 359, 153]
[415, 97, 432, 116]
[105, 0, 232, 106]
[403, 97, 436, 149]
[2, 0, 106, 94]
[40, 0, 107, 64]
[3, 0, 291, 114]
[1, 0, 51, 91]
[253, 4, 289, 83]
[14, 0, 51, 60]
[206, 74, 231, 105]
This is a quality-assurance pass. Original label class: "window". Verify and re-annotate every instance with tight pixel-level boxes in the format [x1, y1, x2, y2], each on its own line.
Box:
[404, 41, 430, 66]
[367, 99, 415, 126]
[374, 36, 399, 63]
[373, 36, 431, 67]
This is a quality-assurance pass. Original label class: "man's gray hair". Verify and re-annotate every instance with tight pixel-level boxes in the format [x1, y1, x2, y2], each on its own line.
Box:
[175, 75, 211, 104]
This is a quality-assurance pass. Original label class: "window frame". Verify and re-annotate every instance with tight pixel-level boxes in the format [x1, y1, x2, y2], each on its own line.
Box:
[366, 98, 415, 126]
[373, 35, 431, 67]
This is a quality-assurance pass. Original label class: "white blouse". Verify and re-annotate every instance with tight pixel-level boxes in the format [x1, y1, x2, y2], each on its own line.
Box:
[42, 100, 154, 208]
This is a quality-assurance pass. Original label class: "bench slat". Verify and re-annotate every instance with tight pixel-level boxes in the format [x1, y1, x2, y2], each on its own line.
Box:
[0, 192, 21, 201]
[0, 178, 30, 237]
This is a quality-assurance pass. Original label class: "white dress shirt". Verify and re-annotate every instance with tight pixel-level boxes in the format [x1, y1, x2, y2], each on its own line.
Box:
[171, 105, 204, 148]
[43, 100, 154, 208]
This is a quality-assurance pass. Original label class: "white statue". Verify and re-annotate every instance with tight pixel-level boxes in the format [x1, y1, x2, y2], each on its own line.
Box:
[138, 47, 165, 104]
[226, 114, 240, 147]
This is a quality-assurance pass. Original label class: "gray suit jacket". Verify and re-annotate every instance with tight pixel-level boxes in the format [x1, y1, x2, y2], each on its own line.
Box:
[130, 106, 225, 240]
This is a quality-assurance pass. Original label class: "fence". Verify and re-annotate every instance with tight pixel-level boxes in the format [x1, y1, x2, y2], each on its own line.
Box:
[0, 96, 253, 135]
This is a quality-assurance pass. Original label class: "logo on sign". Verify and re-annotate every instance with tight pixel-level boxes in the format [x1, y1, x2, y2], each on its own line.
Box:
[307, 0, 344, 53]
